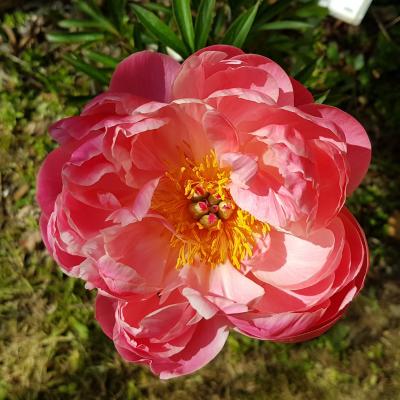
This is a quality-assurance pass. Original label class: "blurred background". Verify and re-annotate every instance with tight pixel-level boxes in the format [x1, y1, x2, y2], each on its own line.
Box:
[0, 0, 399, 399]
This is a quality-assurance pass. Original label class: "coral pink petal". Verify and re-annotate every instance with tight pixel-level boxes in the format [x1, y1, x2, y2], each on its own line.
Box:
[110, 51, 181, 102]
[300, 104, 371, 194]
[95, 294, 117, 339]
[152, 316, 229, 379]
[193, 45, 244, 58]
[229, 306, 327, 341]
[104, 217, 176, 288]
[290, 77, 314, 105]
[233, 54, 294, 105]
[36, 147, 70, 216]
[253, 283, 306, 314]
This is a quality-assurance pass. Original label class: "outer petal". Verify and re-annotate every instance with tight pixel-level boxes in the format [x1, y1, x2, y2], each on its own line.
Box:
[96, 294, 117, 339]
[290, 77, 314, 106]
[231, 208, 369, 342]
[153, 316, 230, 379]
[110, 51, 181, 102]
[36, 147, 70, 216]
[193, 45, 244, 58]
[299, 104, 371, 194]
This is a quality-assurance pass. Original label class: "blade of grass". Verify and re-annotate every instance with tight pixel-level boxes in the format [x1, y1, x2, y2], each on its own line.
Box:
[131, 4, 188, 57]
[172, 0, 195, 52]
[63, 54, 110, 85]
[46, 32, 105, 43]
[223, 0, 261, 48]
[194, 0, 216, 49]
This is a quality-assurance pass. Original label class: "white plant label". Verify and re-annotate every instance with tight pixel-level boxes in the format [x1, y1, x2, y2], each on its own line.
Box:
[320, 0, 373, 25]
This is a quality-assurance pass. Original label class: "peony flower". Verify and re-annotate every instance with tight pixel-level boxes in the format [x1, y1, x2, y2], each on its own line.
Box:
[37, 45, 371, 378]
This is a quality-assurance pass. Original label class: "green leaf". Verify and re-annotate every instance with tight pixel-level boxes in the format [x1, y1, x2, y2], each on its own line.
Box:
[173, 0, 195, 52]
[293, 57, 322, 83]
[258, 20, 313, 31]
[195, 0, 216, 49]
[315, 90, 330, 104]
[144, 3, 172, 15]
[58, 19, 104, 29]
[131, 4, 188, 57]
[46, 32, 105, 43]
[256, 0, 292, 25]
[84, 50, 120, 68]
[63, 54, 110, 85]
[294, 4, 329, 19]
[76, 0, 119, 36]
[106, 0, 126, 30]
[223, 0, 261, 48]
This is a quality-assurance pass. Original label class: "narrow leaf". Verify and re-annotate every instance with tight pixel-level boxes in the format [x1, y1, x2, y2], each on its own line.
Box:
[76, 0, 119, 36]
[293, 57, 322, 82]
[256, 0, 292, 25]
[46, 32, 105, 43]
[294, 4, 329, 19]
[58, 19, 104, 29]
[144, 3, 172, 15]
[195, 0, 216, 49]
[258, 20, 313, 31]
[223, 1, 261, 48]
[131, 4, 188, 57]
[84, 50, 120, 68]
[173, 0, 195, 52]
[63, 54, 109, 85]
[106, 0, 126, 30]
[315, 90, 330, 104]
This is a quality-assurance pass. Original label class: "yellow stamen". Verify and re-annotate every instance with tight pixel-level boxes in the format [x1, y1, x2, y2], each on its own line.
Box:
[151, 150, 269, 269]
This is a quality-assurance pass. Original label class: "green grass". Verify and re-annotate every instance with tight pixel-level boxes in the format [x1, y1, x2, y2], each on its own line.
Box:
[0, 1, 399, 399]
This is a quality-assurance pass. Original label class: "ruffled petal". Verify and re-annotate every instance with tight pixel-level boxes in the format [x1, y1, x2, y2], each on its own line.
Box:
[110, 51, 180, 102]
[299, 104, 371, 194]
[153, 316, 229, 379]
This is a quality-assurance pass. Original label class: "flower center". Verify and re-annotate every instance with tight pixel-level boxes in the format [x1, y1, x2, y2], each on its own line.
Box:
[151, 151, 269, 269]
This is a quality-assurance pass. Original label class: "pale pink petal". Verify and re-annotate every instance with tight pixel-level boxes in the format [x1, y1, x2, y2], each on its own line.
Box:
[220, 152, 258, 186]
[81, 255, 158, 297]
[180, 262, 264, 315]
[107, 177, 161, 225]
[182, 288, 219, 319]
[252, 218, 345, 290]
[110, 51, 181, 102]
[208, 262, 265, 307]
